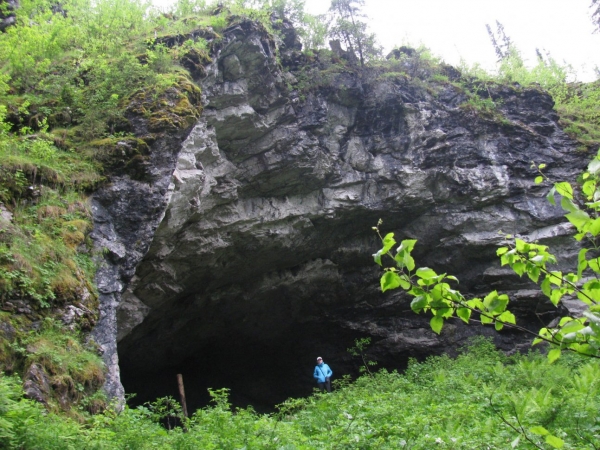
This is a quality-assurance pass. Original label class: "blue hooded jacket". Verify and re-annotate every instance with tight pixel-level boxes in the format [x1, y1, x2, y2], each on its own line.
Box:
[314, 362, 332, 383]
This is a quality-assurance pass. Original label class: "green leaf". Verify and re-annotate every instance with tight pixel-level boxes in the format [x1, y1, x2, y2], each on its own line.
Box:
[545, 435, 564, 449]
[511, 436, 520, 449]
[496, 247, 509, 256]
[588, 257, 600, 273]
[560, 319, 584, 335]
[381, 232, 396, 254]
[457, 307, 471, 324]
[403, 254, 415, 271]
[590, 218, 600, 236]
[446, 275, 459, 283]
[416, 267, 437, 279]
[381, 272, 402, 292]
[484, 291, 509, 314]
[467, 298, 483, 310]
[534, 176, 543, 184]
[430, 316, 444, 335]
[373, 250, 383, 266]
[398, 239, 417, 254]
[515, 239, 529, 252]
[498, 311, 516, 325]
[555, 181, 573, 199]
[529, 425, 549, 436]
[547, 348, 561, 363]
[561, 197, 579, 213]
[480, 314, 494, 325]
[565, 209, 591, 231]
[577, 290, 594, 306]
[512, 261, 526, 276]
[495, 321, 504, 331]
[547, 186, 557, 206]
[589, 157, 600, 175]
[548, 271, 562, 287]
[410, 295, 428, 313]
[583, 180, 596, 198]
[541, 277, 552, 297]
[398, 276, 411, 290]
[538, 163, 547, 170]
[550, 289, 563, 306]
[528, 266, 541, 283]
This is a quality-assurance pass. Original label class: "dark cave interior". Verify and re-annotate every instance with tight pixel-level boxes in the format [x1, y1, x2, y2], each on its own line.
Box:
[119, 322, 378, 413]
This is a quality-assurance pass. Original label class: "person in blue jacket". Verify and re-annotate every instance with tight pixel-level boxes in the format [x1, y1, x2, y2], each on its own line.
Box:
[314, 356, 333, 392]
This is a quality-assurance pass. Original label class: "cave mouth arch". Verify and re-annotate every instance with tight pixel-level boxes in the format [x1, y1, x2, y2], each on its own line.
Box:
[116, 216, 413, 411]
[115, 209, 551, 412]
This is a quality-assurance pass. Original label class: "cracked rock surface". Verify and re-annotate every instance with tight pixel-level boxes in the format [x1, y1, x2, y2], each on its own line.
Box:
[91, 20, 585, 408]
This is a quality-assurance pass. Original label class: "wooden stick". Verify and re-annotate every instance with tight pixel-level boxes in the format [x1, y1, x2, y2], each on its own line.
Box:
[176, 373, 188, 418]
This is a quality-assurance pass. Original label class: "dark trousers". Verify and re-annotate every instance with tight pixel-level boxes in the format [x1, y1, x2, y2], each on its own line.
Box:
[317, 378, 331, 393]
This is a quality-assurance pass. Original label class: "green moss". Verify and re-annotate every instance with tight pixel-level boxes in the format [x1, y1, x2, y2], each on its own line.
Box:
[129, 74, 203, 133]
[0, 314, 106, 415]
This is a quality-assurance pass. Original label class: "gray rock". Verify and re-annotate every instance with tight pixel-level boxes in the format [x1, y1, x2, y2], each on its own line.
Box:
[91, 19, 586, 408]
[0, 0, 17, 32]
[23, 363, 51, 405]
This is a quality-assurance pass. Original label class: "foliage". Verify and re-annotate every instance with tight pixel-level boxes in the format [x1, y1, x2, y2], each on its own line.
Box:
[0, 0, 218, 413]
[592, 0, 600, 33]
[1, 340, 600, 448]
[462, 22, 599, 151]
[302, 12, 329, 50]
[0, 374, 46, 449]
[373, 148, 600, 364]
[557, 82, 600, 150]
[486, 20, 514, 62]
[347, 337, 377, 376]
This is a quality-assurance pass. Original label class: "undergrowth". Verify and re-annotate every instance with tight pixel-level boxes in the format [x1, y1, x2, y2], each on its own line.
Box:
[1, 338, 599, 449]
[0, 315, 105, 417]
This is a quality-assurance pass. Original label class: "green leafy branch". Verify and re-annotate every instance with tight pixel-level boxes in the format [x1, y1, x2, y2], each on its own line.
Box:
[347, 337, 377, 376]
[374, 222, 532, 337]
[489, 394, 564, 449]
[373, 149, 600, 362]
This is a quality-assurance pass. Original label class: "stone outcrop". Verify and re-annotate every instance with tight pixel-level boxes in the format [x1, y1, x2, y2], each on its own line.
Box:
[91, 19, 585, 408]
[0, 0, 17, 32]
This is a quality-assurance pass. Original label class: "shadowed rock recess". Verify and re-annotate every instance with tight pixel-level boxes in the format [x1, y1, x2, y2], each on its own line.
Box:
[91, 20, 585, 410]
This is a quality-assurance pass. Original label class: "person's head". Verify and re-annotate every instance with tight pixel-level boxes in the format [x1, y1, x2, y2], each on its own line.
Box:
[316, 356, 323, 364]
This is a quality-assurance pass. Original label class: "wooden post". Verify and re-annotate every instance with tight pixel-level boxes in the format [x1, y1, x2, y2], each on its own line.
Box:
[176, 373, 188, 418]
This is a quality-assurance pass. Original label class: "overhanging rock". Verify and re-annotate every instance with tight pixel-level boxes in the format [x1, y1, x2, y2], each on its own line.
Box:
[92, 19, 585, 408]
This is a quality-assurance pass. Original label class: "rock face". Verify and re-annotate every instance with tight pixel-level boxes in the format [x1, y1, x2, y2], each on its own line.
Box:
[91, 20, 585, 408]
[90, 100, 197, 401]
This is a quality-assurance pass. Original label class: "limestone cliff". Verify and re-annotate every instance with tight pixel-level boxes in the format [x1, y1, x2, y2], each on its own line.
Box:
[91, 19, 585, 408]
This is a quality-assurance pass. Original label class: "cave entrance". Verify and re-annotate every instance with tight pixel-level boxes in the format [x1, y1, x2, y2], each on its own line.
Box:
[119, 320, 367, 413]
